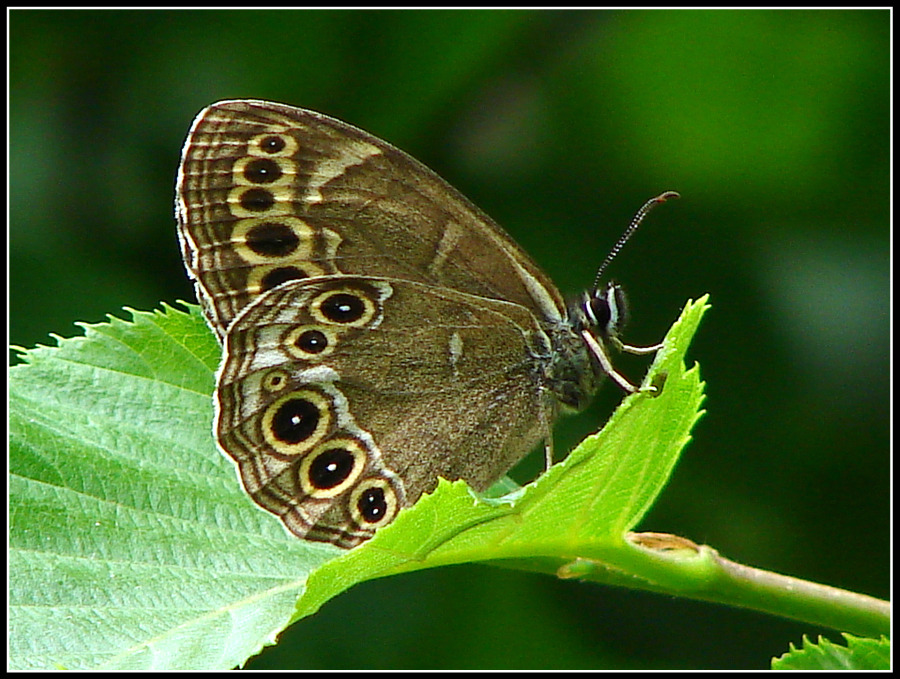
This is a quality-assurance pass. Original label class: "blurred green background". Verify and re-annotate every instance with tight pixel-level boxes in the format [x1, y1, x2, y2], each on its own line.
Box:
[10, 9, 888, 670]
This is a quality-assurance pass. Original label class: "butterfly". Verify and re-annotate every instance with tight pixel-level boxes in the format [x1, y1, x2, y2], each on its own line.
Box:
[176, 100, 675, 547]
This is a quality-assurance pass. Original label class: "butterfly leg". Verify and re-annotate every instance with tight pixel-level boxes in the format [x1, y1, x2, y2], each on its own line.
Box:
[581, 330, 661, 395]
[616, 338, 664, 355]
[543, 439, 554, 472]
[536, 391, 556, 471]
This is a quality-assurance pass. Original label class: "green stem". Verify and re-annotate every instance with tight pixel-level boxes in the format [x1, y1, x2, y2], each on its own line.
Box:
[552, 532, 889, 638]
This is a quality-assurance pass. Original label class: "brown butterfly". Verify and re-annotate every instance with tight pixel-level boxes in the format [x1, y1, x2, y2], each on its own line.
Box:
[176, 100, 674, 547]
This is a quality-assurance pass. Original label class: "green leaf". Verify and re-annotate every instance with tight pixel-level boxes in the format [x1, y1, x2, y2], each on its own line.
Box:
[772, 634, 890, 670]
[10, 304, 343, 670]
[296, 296, 708, 620]
[9, 297, 708, 670]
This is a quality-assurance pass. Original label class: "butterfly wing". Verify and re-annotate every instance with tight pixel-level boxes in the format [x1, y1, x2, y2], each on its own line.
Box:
[176, 99, 566, 339]
[215, 275, 556, 547]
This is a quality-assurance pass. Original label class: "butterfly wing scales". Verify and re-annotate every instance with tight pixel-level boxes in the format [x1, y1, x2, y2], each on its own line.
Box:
[216, 276, 555, 545]
[176, 99, 565, 338]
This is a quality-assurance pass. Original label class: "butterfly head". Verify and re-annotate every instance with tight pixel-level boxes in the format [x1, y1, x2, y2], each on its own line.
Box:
[563, 191, 680, 396]
[575, 280, 628, 345]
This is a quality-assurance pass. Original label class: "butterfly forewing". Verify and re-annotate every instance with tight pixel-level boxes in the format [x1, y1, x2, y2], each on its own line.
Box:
[176, 99, 565, 339]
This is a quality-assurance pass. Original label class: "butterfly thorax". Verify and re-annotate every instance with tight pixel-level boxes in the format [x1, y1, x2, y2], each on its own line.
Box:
[543, 323, 601, 412]
[546, 282, 629, 412]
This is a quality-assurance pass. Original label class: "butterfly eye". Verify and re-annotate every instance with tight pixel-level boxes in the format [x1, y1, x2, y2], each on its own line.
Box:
[237, 187, 275, 212]
[296, 329, 328, 353]
[258, 266, 308, 291]
[321, 293, 364, 322]
[285, 326, 336, 359]
[349, 478, 400, 529]
[299, 440, 367, 498]
[272, 397, 319, 443]
[261, 389, 332, 456]
[587, 293, 612, 331]
[242, 158, 283, 184]
[244, 222, 300, 257]
[584, 283, 628, 340]
[311, 288, 381, 327]
[259, 136, 285, 153]
[248, 132, 297, 156]
[261, 369, 291, 393]
[233, 216, 314, 266]
[358, 487, 386, 521]
[310, 448, 356, 488]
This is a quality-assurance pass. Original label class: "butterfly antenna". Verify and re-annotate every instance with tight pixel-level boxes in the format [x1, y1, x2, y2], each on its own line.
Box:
[592, 190, 680, 291]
